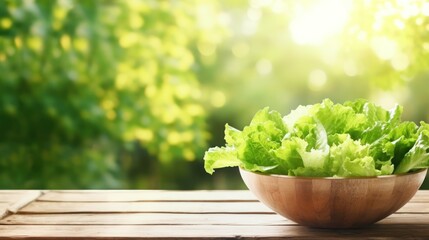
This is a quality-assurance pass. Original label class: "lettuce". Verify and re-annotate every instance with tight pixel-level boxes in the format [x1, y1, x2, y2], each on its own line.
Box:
[204, 99, 429, 177]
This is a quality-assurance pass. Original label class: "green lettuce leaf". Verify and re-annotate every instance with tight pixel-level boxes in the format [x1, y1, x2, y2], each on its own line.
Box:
[394, 124, 429, 174]
[204, 99, 429, 176]
[204, 146, 241, 174]
[272, 138, 304, 174]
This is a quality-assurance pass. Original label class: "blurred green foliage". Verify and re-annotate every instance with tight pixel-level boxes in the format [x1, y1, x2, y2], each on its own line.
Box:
[0, 0, 225, 188]
[1, 0, 429, 189]
[199, 0, 429, 189]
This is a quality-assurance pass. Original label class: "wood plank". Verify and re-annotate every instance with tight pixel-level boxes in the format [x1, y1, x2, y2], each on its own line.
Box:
[408, 190, 429, 202]
[0, 224, 428, 239]
[39, 190, 257, 202]
[0, 191, 35, 194]
[0, 213, 289, 226]
[2, 212, 429, 226]
[7, 191, 41, 213]
[0, 203, 11, 219]
[396, 202, 429, 213]
[19, 200, 429, 214]
[0, 190, 428, 239]
[19, 201, 273, 214]
[0, 192, 28, 203]
[39, 190, 429, 203]
[378, 213, 429, 224]
[411, 190, 429, 197]
[0, 203, 11, 210]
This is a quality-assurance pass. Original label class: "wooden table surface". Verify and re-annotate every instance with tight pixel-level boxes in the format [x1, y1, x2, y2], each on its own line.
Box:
[0, 190, 428, 239]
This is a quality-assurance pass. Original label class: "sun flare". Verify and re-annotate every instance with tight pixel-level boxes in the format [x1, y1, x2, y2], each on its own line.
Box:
[289, 0, 353, 45]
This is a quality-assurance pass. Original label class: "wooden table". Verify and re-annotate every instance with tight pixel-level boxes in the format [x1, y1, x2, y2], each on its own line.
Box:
[0, 190, 428, 239]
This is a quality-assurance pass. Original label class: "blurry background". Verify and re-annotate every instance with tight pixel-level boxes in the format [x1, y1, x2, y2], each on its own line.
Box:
[1, 0, 429, 189]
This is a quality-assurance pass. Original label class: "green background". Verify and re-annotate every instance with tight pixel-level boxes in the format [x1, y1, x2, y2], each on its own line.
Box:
[1, 0, 428, 189]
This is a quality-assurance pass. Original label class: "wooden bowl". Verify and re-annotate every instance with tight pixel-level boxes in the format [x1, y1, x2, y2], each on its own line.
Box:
[240, 168, 428, 228]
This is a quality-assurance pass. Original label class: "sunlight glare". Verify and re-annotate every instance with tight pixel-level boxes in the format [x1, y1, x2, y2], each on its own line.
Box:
[423, 2, 429, 16]
[247, 8, 261, 21]
[289, 0, 352, 45]
[391, 52, 409, 71]
[371, 36, 397, 60]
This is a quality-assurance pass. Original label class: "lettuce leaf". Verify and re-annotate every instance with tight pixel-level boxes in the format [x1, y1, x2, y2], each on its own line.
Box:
[394, 122, 429, 174]
[204, 147, 241, 174]
[204, 99, 429, 176]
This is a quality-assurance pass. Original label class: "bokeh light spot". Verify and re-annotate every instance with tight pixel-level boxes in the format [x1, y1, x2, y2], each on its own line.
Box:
[231, 43, 249, 58]
[74, 38, 88, 52]
[423, 42, 429, 52]
[183, 148, 195, 161]
[256, 59, 272, 76]
[371, 37, 397, 60]
[135, 128, 154, 142]
[185, 104, 204, 116]
[107, 110, 116, 120]
[60, 35, 71, 50]
[247, 7, 261, 21]
[391, 52, 409, 71]
[130, 14, 144, 29]
[167, 131, 181, 145]
[211, 91, 226, 108]
[119, 33, 139, 48]
[14, 37, 22, 48]
[198, 42, 216, 56]
[28, 37, 42, 51]
[308, 69, 327, 91]
[1, 18, 12, 29]
[343, 60, 358, 77]
[394, 19, 405, 30]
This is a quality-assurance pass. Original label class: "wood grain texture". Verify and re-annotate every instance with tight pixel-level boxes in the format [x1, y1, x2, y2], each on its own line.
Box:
[0, 189, 428, 239]
[2, 212, 429, 226]
[38, 190, 256, 202]
[19, 201, 272, 214]
[408, 190, 429, 202]
[0, 190, 43, 220]
[0, 224, 429, 239]
[0, 213, 287, 226]
[0, 203, 10, 210]
[0, 192, 28, 203]
[7, 191, 42, 213]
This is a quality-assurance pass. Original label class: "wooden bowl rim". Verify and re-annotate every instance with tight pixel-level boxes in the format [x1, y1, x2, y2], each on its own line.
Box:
[239, 167, 428, 180]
